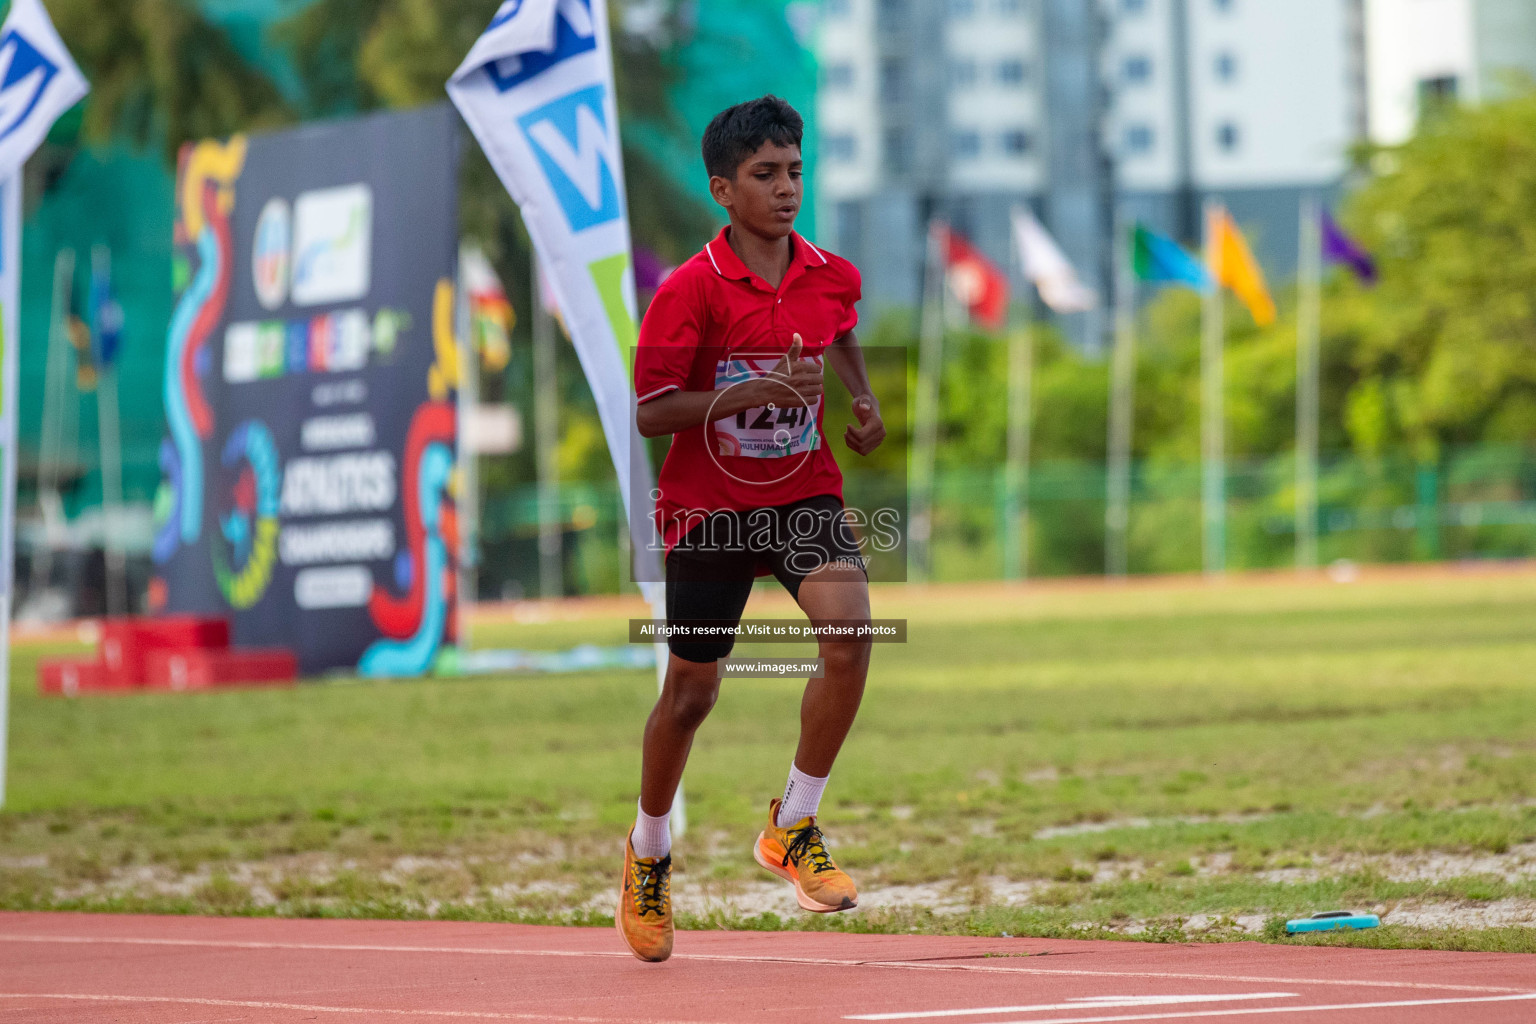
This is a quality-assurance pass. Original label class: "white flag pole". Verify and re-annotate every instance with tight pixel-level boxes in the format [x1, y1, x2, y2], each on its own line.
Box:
[1002, 305, 1032, 583]
[911, 221, 945, 584]
[447, 0, 678, 832]
[0, 0, 90, 807]
[454, 244, 480, 648]
[1201, 201, 1226, 576]
[1106, 215, 1136, 578]
[0, 176, 19, 806]
[1296, 197, 1322, 571]
[92, 246, 127, 616]
[533, 261, 562, 600]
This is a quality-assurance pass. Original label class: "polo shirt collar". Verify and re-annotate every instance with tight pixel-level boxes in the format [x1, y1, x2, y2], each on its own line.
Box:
[703, 226, 828, 291]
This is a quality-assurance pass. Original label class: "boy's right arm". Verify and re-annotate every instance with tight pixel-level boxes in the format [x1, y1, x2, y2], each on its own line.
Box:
[636, 335, 823, 438]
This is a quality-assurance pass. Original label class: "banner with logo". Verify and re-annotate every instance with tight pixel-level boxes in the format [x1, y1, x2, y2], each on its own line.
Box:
[152, 106, 461, 676]
[0, 0, 88, 805]
[448, 0, 663, 594]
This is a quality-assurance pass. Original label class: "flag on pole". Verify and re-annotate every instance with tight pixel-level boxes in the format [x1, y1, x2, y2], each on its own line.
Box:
[0, 0, 89, 809]
[937, 222, 1008, 330]
[1320, 208, 1377, 284]
[1132, 224, 1209, 289]
[632, 243, 672, 298]
[1011, 207, 1097, 313]
[1209, 208, 1277, 326]
[447, 0, 678, 829]
[460, 244, 514, 373]
[90, 252, 124, 368]
[447, 0, 660, 585]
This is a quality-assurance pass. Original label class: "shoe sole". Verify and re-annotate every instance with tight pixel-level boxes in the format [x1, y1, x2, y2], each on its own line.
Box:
[753, 832, 858, 913]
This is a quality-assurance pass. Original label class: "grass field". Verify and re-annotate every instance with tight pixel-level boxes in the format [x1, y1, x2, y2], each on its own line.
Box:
[3, 567, 1535, 952]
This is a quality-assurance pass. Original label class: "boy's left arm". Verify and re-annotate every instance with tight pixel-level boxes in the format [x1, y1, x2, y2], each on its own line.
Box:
[825, 329, 885, 456]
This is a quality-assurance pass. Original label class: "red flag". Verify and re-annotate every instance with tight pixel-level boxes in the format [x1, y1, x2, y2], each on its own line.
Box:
[938, 224, 1009, 331]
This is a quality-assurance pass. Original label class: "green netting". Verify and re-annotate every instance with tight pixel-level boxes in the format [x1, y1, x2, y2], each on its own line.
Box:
[19, 146, 174, 510]
[633, 1, 820, 238]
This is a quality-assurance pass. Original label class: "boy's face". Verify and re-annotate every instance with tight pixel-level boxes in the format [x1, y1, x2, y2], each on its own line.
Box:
[710, 141, 802, 240]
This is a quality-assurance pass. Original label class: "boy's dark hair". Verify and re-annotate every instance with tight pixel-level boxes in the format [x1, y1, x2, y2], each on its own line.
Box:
[702, 96, 804, 181]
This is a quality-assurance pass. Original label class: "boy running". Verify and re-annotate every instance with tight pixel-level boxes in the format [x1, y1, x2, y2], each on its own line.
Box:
[617, 96, 885, 962]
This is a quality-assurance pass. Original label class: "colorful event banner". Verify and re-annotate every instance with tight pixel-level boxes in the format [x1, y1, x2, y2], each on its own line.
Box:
[448, 0, 663, 593]
[0, 0, 89, 805]
[153, 106, 461, 676]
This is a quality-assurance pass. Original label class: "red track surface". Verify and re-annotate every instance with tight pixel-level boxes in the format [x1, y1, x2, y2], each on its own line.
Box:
[1, 912, 1532, 1023]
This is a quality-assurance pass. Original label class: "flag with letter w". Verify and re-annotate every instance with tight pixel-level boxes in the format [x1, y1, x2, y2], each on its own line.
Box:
[448, 0, 662, 587]
[0, 0, 87, 178]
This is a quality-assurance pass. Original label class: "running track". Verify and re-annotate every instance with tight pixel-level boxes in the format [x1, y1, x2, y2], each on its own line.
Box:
[1, 913, 1532, 1023]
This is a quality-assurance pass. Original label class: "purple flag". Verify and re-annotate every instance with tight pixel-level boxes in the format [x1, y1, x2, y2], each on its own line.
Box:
[632, 244, 672, 294]
[1321, 209, 1377, 284]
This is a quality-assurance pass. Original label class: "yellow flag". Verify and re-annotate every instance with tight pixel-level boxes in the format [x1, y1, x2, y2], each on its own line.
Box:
[1210, 208, 1276, 326]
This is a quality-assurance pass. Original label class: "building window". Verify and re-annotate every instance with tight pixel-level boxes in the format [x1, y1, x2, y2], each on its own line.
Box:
[947, 0, 976, 15]
[1001, 129, 1033, 155]
[825, 134, 858, 162]
[880, 57, 907, 100]
[885, 127, 911, 173]
[1216, 121, 1240, 151]
[823, 62, 855, 89]
[952, 129, 982, 158]
[835, 201, 863, 259]
[1123, 123, 1155, 153]
[1121, 0, 1148, 12]
[1122, 55, 1153, 84]
[878, 0, 907, 25]
[949, 58, 978, 89]
[996, 59, 1029, 86]
[1418, 75, 1459, 110]
[1214, 52, 1237, 82]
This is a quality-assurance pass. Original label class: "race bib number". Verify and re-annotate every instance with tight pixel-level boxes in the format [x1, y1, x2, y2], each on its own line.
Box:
[713, 355, 822, 458]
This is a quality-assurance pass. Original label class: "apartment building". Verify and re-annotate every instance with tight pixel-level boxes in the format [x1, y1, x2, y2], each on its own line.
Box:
[815, 0, 1363, 340]
[1365, 0, 1536, 145]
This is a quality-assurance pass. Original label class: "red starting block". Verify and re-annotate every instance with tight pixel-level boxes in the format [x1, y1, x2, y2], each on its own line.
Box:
[143, 648, 298, 692]
[39, 615, 296, 696]
[101, 616, 232, 679]
[38, 658, 137, 696]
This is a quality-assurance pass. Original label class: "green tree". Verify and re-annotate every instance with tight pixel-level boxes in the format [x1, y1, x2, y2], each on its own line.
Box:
[1341, 89, 1536, 460]
[50, 0, 291, 161]
[279, 0, 717, 498]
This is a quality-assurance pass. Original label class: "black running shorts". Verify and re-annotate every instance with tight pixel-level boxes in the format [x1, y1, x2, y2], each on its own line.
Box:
[664, 494, 867, 663]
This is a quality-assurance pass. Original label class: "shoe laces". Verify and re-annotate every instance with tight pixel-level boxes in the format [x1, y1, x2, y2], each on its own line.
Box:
[629, 854, 671, 918]
[783, 822, 837, 875]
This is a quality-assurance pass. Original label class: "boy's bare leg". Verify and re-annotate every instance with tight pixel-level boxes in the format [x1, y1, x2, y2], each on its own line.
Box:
[790, 563, 872, 776]
[639, 655, 722, 816]
[750, 561, 870, 913]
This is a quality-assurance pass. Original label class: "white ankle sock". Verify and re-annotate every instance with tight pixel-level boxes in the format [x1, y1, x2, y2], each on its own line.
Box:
[631, 800, 672, 859]
[777, 763, 829, 827]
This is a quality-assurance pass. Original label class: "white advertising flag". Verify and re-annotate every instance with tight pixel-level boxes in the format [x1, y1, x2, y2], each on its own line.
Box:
[1012, 207, 1098, 314]
[448, 0, 662, 594]
[0, 0, 89, 807]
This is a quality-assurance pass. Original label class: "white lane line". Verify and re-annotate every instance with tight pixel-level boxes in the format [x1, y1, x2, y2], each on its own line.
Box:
[0, 994, 725, 1024]
[947, 993, 1536, 1024]
[847, 993, 1298, 1019]
[0, 934, 1528, 996]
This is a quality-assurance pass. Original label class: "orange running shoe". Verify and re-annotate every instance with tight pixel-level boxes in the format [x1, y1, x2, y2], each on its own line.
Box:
[753, 797, 858, 913]
[615, 832, 673, 962]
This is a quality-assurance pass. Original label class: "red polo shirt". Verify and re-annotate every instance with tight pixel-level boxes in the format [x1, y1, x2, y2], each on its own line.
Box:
[635, 227, 862, 554]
